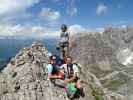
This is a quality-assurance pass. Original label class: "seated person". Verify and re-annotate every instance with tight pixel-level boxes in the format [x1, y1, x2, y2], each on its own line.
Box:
[61, 56, 80, 85]
[47, 55, 66, 88]
[61, 56, 83, 98]
[47, 55, 62, 80]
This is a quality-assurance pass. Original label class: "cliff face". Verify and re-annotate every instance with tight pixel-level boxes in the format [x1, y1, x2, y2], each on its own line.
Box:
[71, 27, 133, 100]
[0, 42, 94, 100]
[1, 26, 133, 100]
[0, 42, 51, 100]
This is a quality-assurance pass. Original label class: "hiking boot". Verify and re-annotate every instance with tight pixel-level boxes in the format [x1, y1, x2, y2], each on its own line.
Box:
[68, 92, 75, 99]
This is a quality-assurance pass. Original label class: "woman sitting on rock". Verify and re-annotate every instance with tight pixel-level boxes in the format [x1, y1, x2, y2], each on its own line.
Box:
[47, 55, 64, 80]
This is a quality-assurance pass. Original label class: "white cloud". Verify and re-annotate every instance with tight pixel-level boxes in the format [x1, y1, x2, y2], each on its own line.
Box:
[0, 24, 87, 38]
[67, 0, 77, 16]
[0, 24, 33, 36]
[0, 0, 39, 16]
[1, 12, 32, 23]
[0, 24, 60, 38]
[96, 3, 108, 15]
[0, 0, 40, 25]
[39, 8, 60, 21]
[32, 26, 45, 34]
[69, 24, 105, 35]
[69, 24, 86, 35]
[0, 23, 106, 38]
[95, 28, 104, 33]
[68, 7, 77, 16]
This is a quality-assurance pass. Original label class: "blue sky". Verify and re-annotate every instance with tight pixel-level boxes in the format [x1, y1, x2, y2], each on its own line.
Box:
[0, 0, 132, 37]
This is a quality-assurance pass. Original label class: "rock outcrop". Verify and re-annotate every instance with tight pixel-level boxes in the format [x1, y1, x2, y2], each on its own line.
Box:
[1, 26, 133, 100]
[71, 26, 133, 100]
[0, 42, 94, 100]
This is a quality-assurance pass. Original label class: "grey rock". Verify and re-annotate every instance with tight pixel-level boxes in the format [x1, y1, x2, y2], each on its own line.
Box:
[71, 27, 133, 100]
[0, 42, 94, 100]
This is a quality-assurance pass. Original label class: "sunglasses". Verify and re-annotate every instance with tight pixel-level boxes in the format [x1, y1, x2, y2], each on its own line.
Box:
[51, 58, 56, 60]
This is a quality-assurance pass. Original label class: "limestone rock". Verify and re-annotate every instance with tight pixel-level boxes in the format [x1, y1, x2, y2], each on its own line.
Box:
[0, 42, 94, 100]
[71, 27, 133, 100]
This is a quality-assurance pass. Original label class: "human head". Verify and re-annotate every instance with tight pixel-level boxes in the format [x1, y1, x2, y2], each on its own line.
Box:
[61, 24, 67, 32]
[65, 56, 72, 65]
[49, 55, 56, 64]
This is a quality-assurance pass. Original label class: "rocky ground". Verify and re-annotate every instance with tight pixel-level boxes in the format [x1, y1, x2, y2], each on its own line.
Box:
[0, 26, 133, 100]
[71, 26, 133, 100]
[0, 42, 94, 100]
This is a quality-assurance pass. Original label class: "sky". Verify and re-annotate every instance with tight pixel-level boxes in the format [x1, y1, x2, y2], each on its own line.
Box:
[0, 0, 133, 37]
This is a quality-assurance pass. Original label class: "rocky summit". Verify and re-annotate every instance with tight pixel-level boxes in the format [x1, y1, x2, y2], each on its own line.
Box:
[0, 27, 133, 100]
[0, 42, 93, 100]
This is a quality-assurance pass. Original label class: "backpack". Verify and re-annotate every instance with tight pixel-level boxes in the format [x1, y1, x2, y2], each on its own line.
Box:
[56, 56, 64, 66]
[73, 63, 81, 73]
[51, 64, 58, 75]
[64, 64, 74, 79]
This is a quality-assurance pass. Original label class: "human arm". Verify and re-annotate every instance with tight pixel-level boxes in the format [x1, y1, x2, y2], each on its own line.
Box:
[64, 64, 79, 83]
[48, 74, 61, 79]
[64, 75, 76, 84]
[47, 64, 61, 79]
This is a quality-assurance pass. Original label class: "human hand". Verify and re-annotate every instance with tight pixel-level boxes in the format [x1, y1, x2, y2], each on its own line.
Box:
[64, 80, 69, 84]
[58, 75, 62, 79]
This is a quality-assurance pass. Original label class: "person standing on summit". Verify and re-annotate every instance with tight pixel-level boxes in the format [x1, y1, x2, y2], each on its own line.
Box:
[57, 24, 70, 60]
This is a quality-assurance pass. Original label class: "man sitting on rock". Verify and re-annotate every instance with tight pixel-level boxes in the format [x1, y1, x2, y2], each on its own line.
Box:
[61, 56, 79, 83]
[61, 56, 84, 98]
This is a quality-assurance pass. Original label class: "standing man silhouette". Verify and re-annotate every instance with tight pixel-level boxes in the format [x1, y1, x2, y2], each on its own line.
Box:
[57, 24, 70, 61]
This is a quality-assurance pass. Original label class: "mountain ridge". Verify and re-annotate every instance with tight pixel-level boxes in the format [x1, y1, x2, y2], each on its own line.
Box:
[1, 27, 133, 100]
